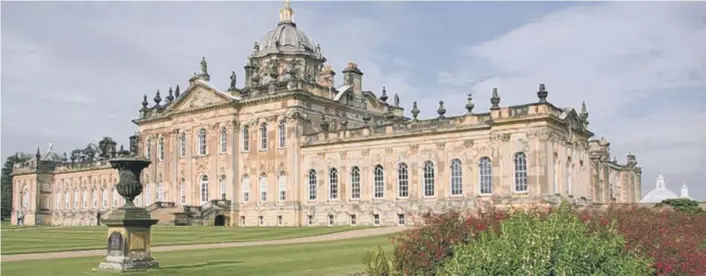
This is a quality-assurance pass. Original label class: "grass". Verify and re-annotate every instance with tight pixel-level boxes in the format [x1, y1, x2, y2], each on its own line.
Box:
[0, 234, 394, 276]
[1, 226, 367, 255]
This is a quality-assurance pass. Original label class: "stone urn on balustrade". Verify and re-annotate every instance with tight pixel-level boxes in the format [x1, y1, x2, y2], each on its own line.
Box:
[97, 154, 160, 272]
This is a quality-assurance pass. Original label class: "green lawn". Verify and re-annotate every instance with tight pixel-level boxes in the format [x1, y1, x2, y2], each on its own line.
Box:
[1, 226, 367, 255]
[1, 234, 393, 276]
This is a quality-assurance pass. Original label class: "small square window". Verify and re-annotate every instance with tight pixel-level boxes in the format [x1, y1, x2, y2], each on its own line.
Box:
[258, 215, 264, 226]
[328, 214, 334, 226]
[398, 214, 405, 226]
[307, 215, 313, 225]
[350, 214, 357, 226]
[240, 216, 246, 226]
[277, 215, 283, 226]
[373, 214, 380, 226]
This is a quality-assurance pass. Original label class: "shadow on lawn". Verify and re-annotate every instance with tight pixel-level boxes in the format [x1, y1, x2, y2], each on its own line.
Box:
[159, 260, 242, 270]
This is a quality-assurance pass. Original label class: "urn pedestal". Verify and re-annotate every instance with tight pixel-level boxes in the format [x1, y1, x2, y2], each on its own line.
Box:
[97, 156, 159, 272]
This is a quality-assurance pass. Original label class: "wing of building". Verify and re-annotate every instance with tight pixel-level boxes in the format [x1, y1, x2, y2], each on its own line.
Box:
[10, 1, 643, 227]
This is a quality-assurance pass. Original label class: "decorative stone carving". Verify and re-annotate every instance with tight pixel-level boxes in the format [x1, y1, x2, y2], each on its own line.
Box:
[436, 143, 445, 150]
[361, 149, 370, 156]
[464, 139, 474, 147]
[409, 144, 419, 154]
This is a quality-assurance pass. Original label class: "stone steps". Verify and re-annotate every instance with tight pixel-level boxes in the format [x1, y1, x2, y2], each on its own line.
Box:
[149, 207, 183, 225]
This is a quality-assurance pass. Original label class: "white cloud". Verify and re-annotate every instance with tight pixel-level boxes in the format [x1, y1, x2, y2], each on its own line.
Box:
[442, 2, 706, 198]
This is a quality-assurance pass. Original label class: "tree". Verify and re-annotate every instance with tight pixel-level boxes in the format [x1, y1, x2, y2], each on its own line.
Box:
[1, 154, 30, 218]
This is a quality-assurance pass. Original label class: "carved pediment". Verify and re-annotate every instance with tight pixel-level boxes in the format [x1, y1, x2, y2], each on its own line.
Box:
[563, 109, 585, 132]
[168, 83, 232, 112]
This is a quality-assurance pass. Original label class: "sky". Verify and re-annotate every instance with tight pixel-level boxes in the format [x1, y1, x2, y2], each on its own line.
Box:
[2, 1, 705, 200]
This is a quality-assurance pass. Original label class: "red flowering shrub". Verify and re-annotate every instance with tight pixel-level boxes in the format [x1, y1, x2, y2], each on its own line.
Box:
[389, 207, 509, 275]
[369, 202, 706, 276]
[580, 205, 706, 276]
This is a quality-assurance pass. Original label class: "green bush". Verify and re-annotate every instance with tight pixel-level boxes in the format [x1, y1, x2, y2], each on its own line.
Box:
[437, 203, 653, 276]
[364, 246, 401, 276]
[657, 198, 704, 214]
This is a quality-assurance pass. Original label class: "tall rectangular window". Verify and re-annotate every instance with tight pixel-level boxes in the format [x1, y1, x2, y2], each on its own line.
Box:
[397, 163, 409, 198]
[220, 127, 227, 153]
[278, 121, 286, 148]
[242, 126, 250, 152]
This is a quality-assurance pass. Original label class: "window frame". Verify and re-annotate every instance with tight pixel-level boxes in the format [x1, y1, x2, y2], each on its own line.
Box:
[479, 157, 493, 195]
[450, 159, 463, 196]
[397, 163, 409, 198]
[423, 161, 436, 197]
[373, 165, 384, 199]
[514, 152, 529, 193]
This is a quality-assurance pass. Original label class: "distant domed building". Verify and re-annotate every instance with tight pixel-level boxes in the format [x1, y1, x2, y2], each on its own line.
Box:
[10, 1, 643, 227]
[639, 175, 692, 203]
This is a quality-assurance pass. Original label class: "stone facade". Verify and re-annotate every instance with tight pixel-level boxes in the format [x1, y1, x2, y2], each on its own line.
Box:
[10, 1, 642, 227]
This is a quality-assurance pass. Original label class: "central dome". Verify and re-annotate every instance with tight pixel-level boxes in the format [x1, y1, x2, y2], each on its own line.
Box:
[256, 21, 316, 55]
[250, 0, 322, 59]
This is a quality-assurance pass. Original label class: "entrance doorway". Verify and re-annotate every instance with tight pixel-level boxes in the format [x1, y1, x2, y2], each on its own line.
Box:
[214, 215, 226, 226]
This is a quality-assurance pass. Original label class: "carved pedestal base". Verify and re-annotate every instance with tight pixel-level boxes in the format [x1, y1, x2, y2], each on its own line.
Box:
[96, 206, 160, 272]
[98, 254, 159, 272]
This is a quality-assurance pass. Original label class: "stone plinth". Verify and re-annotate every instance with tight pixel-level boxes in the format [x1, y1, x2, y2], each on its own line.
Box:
[97, 206, 159, 272]
[96, 154, 159, 272]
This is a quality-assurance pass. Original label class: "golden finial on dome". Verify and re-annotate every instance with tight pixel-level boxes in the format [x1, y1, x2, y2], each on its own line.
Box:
[279, 0, 295, 22]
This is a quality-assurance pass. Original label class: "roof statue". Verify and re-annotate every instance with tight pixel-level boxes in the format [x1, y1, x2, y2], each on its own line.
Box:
[200, 57, 208, 75]
[639, 174, 692, 203]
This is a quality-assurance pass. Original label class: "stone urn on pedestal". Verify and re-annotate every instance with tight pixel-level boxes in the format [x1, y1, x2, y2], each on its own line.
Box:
[97, 152, 159, 272]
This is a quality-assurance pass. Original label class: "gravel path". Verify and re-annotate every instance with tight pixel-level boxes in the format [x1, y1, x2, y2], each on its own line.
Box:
[1, 226, 409, 262]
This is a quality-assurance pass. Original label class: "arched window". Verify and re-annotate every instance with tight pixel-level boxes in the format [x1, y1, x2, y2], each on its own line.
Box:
[200, 175, 209, 203]
[479, 157, 492, 194]
[278, 171, 287, 201]
[373, 165, 384, 199]
[242, 175, 250, 202]
[242, 126, 250, 152]
[158, 136, 165, 161]
[157, 182, 165, 201]
[92, 188, 98, 208]
[219, 175, 226, 200]
[329, 168, 338, 200]
[308, 169, 317, 200]
[278, 121, 286, 148]
[21, 186, 30, 209]
[101, 188, 107, 208]
[179, 133, 186, 157]
[198, 128, 207, 156]
[145, 184, 152, 205]
[450, 159, 463, 196]
[220, 127, 227, 153]
[55, 190, 62, 209]
[179, 178, 186, 205]
[64, 190, 70, 209]
[145, 138, 151, 159]
[260, 123, 268, 150]
[82, 189, 88, 209]
[423, 161, 435, 197]
[398, 163, 409, 198]
[514, 152, 528, 192]
[259, 174, 268, 202]
[112, 186, 119, 207]
[73, 189, 79, 209]
[350, 166, 361, 199]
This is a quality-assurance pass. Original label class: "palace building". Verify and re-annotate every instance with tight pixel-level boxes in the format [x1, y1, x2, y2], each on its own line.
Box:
[10, 1, 643, 227]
